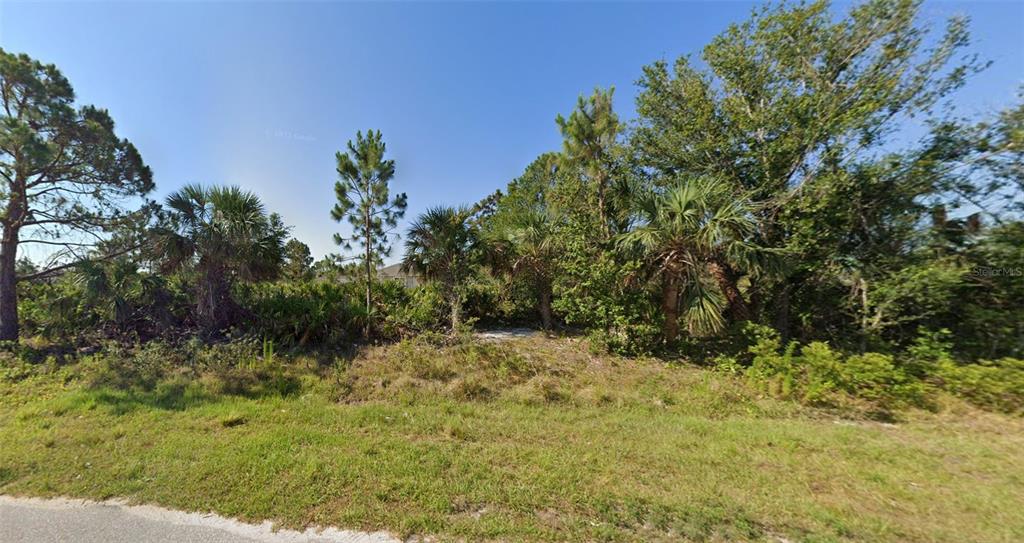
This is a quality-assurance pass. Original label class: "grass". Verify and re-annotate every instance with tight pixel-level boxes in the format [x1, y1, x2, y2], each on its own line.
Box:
[1, 336, 1022, 542]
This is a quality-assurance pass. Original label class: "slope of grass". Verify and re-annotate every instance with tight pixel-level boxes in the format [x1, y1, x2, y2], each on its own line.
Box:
[1, 336, 1022, 542]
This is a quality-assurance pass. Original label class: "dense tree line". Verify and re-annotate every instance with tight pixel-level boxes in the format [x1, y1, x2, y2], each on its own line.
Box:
[3, 0, 1022, 378]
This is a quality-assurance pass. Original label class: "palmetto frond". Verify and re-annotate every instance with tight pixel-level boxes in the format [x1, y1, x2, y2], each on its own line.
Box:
[155, 184, 287, 330]
[485, 206, 558, 279]
[681, 274, 726, 335]
[618, 176, 758, 337]
[401, 205, 476, 282]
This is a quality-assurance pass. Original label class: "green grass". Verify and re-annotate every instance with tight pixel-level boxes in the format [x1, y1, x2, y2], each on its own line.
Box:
[1, 337, 1022, 542]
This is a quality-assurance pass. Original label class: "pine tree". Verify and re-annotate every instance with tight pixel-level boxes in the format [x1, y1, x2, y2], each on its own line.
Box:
[556, 87, 621, 238]
[330, 130, 407, 336]
[0, 49, 154, 340]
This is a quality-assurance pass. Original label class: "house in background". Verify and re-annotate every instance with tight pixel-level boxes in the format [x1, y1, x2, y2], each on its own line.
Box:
[378, 262, 421, 288]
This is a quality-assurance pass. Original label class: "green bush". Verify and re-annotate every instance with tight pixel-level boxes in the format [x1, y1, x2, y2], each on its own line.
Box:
[903, 328, 955, 378]
[586, 318, 662, 357]
[18, 279, 90, 340]
[937, 357, 1024, 414]
[378, 282, 447, 339]
[552, 219, 663, 356]
[77, 342, 186, 391]
[837, 352, 927, 408]
[460, 272, 541, 326]
[18, 262, 188, 343]
[709, 355, 743, 375]
[72, 338, 303, 399]
[237, 281, 363, 346]
[745, 329, 928, 411]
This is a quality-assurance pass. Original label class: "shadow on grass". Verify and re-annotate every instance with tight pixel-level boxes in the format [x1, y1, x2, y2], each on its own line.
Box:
[87, 371, 307, 415]
[89, 382, 216, 415]
[0, 466, 15, 488]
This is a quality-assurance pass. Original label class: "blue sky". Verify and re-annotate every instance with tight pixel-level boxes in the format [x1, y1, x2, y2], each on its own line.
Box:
[2, 1, 1022, 263]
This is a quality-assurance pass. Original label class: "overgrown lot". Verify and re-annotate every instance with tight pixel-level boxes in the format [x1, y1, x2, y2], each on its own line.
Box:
[2, 336, 1022, 542]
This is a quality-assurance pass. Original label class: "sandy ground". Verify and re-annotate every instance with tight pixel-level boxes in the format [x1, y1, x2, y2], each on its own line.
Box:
[474, 328, 540, 341]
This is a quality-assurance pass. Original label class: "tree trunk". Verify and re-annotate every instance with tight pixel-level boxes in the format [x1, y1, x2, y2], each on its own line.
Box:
[596, 171, 609, 239]
[707, 259, 751, 322]
[774, 283, 792, 344]
[661, 273, 680, 344]
[364, 202, 373, 340]
[197, 267, 231, 334]
[538, 282, 553, 331]
[0, 225, 20, 342]
[449, 293, 461, 334]
[858, 277, 869, 354]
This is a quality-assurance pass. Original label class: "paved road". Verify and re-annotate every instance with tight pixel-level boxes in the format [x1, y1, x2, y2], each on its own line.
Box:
[0, 497, 399, 543]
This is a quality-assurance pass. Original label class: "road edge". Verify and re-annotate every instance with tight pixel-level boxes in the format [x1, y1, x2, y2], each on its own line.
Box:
[0, 495, 403, 543]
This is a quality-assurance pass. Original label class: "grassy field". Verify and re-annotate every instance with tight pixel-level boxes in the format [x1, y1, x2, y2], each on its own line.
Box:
[1, 336, 1022, 542]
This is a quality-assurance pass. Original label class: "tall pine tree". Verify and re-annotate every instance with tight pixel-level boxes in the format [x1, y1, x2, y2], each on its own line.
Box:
[0, 49, 154, 340]
[331, 130, 407, 336]
[556, 87, 622, 238]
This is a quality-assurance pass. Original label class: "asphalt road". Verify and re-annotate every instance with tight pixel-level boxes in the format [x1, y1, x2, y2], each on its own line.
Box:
[0, 497, 399, 543]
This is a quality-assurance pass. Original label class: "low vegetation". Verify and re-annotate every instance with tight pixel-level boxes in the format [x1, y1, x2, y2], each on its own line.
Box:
[2, 335, 1023, 543]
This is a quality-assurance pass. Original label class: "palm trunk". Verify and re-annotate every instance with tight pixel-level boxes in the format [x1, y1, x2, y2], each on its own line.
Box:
[661, 273, 680, 344]
[707, 259, 750, 322]
[197, 267, 230, 334]
[538, 282, 553, 330]
[0, 225, 20, 342]
[449, 292, 461, 334]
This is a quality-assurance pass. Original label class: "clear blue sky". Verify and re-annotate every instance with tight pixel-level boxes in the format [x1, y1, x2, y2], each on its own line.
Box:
[2, 1, 1022, 263]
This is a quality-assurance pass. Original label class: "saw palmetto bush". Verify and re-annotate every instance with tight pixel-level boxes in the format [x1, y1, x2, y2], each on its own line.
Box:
[236, 281, 364, 347]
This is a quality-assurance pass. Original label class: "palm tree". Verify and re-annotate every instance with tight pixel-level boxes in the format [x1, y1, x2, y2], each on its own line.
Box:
[402, 206, 479, 332]
[618, 177, 758, 343]
[485, 207, 559, 330]
[153, 184, 288, 332]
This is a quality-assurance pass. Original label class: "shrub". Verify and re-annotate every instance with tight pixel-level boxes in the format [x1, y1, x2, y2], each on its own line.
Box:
[745, 333, 929, 412]
[237, 281, 363, 346]
[553, 228, 661, 356]
[459, 271, 541, 327]
[903, 328, 955, 378]
[72, 337, 304, 399]
[378, 282, 447, 339]
[937, 357, 1024, 414]
[77, 342, 185, 391]
[586, 318, 662, 357]
[838, 352, 927, 409]
[18, 264, 188, 343]
[796, 342, 842, 404]
[709, 355, 743, 375]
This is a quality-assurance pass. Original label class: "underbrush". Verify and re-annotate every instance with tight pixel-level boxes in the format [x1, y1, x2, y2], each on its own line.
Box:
[710, 324, 1024, 417]
[5, 330, 1022, 421]
[64, 336, 314, 402]
[3, 334, 1024, 542]
[1, 334, 797, 420]
[333, 336, 796, 418]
